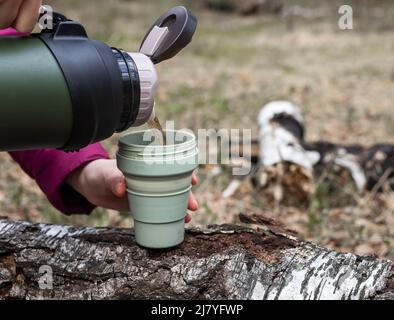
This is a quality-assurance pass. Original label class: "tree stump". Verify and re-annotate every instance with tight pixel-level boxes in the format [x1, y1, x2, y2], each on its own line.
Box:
[0, 218, 392, 300]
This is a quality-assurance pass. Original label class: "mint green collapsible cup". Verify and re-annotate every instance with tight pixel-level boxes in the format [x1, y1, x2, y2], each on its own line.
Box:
[117, 130, 198, 249]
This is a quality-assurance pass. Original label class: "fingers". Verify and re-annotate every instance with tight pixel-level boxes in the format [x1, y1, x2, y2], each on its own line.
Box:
[0, 0, 23, 29]
[106, 167, 127, 198]
[188, 192, 198, 211]
[94, 194, 129, 212]
[191, 172, 198, 185]
[185, 214, 192, 223]
[186, 192, 198, 223]
[13, 0, 42, 33]
[108, 196, 129, 212]
[117, 197, 130, 212]
[110, 178, 127, 198]
[186, 172, 199, 223]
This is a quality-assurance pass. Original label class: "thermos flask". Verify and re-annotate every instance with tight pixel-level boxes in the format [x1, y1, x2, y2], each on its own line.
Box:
[0, 6, 197, 151]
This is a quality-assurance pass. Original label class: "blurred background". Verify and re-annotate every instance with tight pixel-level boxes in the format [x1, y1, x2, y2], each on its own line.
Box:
[0, 0, 393, 259]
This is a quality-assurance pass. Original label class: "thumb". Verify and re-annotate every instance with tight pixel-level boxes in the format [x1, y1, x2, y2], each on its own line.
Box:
[109, 176, 127, 198]
[103, 164, 127, 197]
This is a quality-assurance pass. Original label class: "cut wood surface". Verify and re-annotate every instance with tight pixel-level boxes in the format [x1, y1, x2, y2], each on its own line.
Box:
[0, 217, 392, 300]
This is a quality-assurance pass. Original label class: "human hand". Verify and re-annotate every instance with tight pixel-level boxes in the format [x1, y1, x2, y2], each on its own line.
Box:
[66, 159, 199, 222]
[0, 0, 42, 33]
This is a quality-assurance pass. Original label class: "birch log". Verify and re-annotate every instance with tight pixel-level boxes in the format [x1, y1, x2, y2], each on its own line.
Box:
[252, 101, 320, 206]
[0, 218, 392, 300]
[243, 101, 394, 207]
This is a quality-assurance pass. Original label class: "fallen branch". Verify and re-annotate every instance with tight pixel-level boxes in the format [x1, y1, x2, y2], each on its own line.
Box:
[0, 218, 392, 300]
[225, 101, 394, 207]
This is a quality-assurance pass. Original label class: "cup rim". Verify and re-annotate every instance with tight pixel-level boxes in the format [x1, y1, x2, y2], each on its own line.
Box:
[118, 129, 196, 149]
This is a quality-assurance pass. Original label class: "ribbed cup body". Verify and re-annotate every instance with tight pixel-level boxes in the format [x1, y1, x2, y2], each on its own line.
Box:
[117, 130, 198, 249]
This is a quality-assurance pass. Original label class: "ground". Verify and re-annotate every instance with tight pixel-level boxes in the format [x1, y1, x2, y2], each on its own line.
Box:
[0, 0, 393, 260]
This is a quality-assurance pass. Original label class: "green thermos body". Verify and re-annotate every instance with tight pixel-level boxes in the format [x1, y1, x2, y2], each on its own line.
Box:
[0, 6, 197, 152]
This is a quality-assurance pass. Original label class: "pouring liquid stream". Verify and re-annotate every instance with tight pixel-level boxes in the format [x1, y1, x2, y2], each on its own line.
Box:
[147, 116, 167, 146]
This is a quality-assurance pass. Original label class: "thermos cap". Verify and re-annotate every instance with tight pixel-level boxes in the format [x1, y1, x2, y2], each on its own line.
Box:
[140, 6, 197, 64]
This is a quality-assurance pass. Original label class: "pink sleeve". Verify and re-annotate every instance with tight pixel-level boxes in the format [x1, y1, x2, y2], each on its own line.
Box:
[0, 27, 29, 36]
[9, 144, 110, 215]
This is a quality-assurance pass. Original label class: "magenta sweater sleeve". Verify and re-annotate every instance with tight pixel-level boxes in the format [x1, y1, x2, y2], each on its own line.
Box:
[1, 28, 110, 215]
[0, 27, 29, 36]
[9, 144, 110, 215]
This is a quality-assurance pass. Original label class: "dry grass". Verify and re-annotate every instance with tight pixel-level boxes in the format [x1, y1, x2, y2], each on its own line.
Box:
[0, 0, 393, 259]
